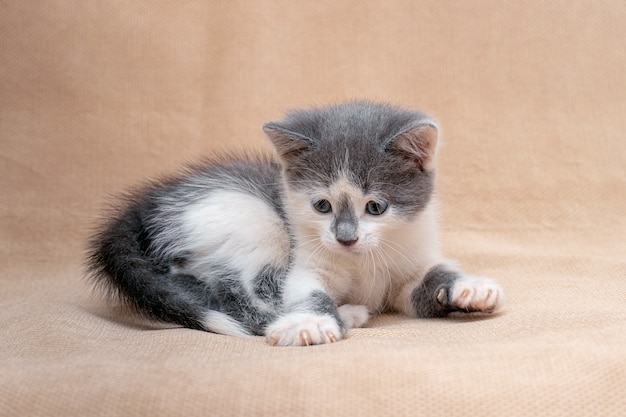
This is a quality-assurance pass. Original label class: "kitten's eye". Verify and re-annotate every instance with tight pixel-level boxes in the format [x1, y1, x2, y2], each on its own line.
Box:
[313, 199, 332, 214]
[365, 200, 388, 215]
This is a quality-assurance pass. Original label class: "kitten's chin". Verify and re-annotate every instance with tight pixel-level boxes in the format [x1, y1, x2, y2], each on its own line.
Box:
[326, 242, 363, 257]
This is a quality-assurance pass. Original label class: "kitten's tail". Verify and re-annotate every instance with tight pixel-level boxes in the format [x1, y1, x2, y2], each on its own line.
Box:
[85, 205, 249, 337]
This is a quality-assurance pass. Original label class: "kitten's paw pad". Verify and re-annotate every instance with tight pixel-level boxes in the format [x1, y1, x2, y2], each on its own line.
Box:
[337, 304, 370, 329]
[439, 276, 504, 313]
[265, 312, 343, 347]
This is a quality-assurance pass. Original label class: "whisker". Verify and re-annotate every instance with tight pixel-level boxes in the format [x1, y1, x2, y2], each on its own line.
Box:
[378, 238, 419, 275]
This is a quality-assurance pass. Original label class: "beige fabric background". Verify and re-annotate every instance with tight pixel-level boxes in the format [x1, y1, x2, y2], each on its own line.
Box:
[1, 1, 625, 415]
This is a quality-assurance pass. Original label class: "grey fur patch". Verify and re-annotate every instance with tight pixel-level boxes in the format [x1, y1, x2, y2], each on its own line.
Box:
[411, 264, 461, 318]
[253, 265, 285, 308]
[206, 269, 278, 336]
[288, 290, 344, 329]
[308, 291, 344, 328]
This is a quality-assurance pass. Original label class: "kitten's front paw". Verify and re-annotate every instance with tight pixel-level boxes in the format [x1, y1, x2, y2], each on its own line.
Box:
[265, 312, 343, 347]
[438, 276, 504, 314]
[337, 304, 370, 329]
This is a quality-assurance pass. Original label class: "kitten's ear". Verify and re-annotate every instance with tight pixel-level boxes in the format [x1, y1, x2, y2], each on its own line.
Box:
[263, 123, 312, 161]
[385, 123, 439, 171]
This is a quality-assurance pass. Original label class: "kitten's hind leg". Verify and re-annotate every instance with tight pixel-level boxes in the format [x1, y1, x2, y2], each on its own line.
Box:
[410, 264, 504, 318]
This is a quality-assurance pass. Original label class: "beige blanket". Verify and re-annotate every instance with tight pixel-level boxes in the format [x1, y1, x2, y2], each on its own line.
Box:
[2, 1, 625, 415]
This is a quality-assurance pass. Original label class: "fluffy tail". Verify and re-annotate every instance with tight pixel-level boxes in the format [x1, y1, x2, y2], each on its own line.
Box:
[86, 203, 221, 332]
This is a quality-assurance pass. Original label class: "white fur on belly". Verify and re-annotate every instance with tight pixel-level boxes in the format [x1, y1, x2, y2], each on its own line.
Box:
[181, 190, 290, 281]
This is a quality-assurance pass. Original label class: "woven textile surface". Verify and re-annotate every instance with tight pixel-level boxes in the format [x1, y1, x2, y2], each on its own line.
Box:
[1, 1, 625, 415]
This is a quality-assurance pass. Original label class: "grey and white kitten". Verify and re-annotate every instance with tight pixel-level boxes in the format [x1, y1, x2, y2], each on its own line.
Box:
[88, 101, 504, 346]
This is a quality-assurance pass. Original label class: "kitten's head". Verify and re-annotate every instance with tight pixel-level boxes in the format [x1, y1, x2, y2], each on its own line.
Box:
[264, 100, 438, 256]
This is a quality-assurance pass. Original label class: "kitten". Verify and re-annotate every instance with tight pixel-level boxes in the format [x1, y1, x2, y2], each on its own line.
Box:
[87, 100, 504, 346]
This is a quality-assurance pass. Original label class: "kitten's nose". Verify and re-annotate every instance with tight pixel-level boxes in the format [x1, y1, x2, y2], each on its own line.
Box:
[337, 237, 358, 247]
